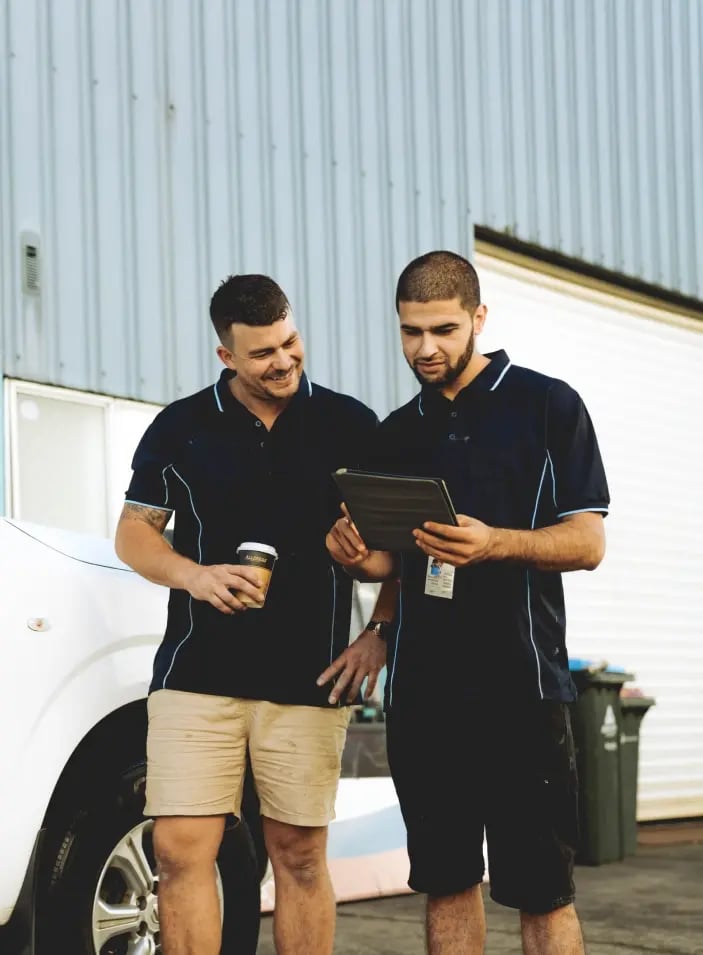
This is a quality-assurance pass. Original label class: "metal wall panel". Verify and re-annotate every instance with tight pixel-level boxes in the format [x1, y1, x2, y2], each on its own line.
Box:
[1, 0, 701, 411]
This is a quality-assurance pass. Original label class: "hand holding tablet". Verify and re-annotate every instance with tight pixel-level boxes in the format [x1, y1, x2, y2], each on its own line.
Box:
[332, 469, 459, 552]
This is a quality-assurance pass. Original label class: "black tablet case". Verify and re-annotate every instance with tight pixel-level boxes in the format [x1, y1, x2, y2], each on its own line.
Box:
[332, 469, 458, 552]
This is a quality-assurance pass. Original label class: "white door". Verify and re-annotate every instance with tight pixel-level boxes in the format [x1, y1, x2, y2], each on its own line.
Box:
[476, 249, 703, 821]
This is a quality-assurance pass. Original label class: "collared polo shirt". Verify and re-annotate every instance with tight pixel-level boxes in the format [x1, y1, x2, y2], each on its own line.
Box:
[126, 370, 378, 706]
[374, 350, 609, 709]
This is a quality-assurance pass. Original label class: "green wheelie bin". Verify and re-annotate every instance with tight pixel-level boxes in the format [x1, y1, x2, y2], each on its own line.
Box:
[619, 693, 656, 856]
[569, 662, 634, 865]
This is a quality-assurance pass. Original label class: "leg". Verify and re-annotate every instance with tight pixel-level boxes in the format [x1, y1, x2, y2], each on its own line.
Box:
[385, 706, 487, 955]
[145, 690, 250, 954]
[264, 818, 335, 955]
[154, 815, 226, 955]
[248, 701, 351, 955]
[427, 884, 486, 955]
[486, 703, 581, 939]
[520, 903, 585, 954]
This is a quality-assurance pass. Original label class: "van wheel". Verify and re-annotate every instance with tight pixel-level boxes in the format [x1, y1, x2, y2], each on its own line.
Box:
[37, 760, 262, 954]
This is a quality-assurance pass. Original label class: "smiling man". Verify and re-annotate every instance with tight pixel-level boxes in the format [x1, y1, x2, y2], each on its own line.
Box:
[115, 274, 379, 955]
[324, 251, 609, 955]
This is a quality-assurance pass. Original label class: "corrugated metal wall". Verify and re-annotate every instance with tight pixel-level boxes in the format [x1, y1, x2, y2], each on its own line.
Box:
[1, 0, 701, 413]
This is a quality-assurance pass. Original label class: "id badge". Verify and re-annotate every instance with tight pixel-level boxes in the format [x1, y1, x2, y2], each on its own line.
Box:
[424, 556, 455, 599]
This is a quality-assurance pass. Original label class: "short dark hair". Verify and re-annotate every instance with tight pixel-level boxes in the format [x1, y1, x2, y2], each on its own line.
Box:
[209, 274, 290, 343]
[395, 251, 481, 313]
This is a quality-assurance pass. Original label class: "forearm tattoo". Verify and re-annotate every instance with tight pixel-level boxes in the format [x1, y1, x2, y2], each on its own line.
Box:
[121, 502, 172, 534]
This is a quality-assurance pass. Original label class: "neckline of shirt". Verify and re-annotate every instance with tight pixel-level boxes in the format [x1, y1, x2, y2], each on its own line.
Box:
[213, 369, 312, 422]
[418, 350, 511, 416]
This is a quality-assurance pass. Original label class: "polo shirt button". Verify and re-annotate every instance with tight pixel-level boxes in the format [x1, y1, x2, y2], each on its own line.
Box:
[451, 411, 458, 418]
[449, 433, 457, 441]
[260, 441, 265, 448]
[255, 420, 262, 427]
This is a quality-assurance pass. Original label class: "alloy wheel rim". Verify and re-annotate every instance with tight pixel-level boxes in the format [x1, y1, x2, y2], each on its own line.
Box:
[91, 819, 223, 954]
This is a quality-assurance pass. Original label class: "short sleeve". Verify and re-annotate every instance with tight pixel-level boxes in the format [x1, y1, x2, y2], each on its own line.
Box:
[125, 410, 178, 511]
[546, 381, 610, 519]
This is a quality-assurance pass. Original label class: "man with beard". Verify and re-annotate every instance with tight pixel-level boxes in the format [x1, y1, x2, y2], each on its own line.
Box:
[115, 273, 381, 955]
[322, 251, 609, 955]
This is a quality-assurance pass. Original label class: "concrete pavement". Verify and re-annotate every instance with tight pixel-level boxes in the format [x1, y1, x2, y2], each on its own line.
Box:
[257, 839, 703, 954]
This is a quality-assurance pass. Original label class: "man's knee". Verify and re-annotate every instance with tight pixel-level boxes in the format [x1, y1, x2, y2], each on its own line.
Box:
[520, 900, 584, 950]
[263, 818, 328, 885]
[520, 900, 578, 921]
[153, 815, 225, 878]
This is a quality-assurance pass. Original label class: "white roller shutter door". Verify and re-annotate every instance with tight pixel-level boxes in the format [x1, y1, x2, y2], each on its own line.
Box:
[476, 250, 703, 822]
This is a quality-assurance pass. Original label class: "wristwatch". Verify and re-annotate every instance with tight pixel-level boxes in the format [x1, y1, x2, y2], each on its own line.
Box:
[365, 619, 391, 641]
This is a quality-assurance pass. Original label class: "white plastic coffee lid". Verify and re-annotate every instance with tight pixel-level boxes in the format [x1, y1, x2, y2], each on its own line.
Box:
[237, 542, 278, 558]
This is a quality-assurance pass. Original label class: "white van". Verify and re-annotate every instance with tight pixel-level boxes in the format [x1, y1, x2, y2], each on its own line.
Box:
[0, 517, 264, 954]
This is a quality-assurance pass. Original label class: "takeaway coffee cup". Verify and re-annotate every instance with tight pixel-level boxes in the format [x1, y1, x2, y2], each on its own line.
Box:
[235, 542, 278, 608]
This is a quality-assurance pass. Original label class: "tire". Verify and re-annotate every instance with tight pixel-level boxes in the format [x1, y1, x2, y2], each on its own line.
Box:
[37, 757, 264, 954]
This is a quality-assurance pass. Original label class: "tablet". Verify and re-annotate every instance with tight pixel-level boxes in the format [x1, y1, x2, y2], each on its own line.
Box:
[332, 469, 458, 552]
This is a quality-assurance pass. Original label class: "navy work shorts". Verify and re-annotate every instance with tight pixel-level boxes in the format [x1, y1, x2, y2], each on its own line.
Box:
[385, 699, 579, 914]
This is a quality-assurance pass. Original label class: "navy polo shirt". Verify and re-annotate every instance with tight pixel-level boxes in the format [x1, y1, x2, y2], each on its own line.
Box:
[126, 371, 378, 706]
[375, 351, 609, 709]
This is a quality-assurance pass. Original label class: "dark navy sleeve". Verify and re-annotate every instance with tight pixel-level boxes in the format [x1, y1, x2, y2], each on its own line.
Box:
[125, 408, 179, 510]
[546, 380, 609, 519]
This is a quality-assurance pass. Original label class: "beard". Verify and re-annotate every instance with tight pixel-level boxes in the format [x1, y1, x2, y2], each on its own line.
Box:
[410, 329, 475, 389]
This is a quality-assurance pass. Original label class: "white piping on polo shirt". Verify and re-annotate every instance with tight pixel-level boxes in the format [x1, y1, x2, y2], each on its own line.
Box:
[161, 467, 203, 688]
[416, 359, 511, 416]
[527, 452, 609, 699]
[548, 447, 609, 517]
[215, 375, 312, 409]
[163, 464, 172, 506]
[124, 500, 172, 511]
[546, 450, 557, 507]
[558, 506, 609, 517]
[329, 564, 337, 664]
[526, 456, 549, 700]
[388, 555, 404, 707]
[489, 360, 512, 390]
[125, 464, 175, 512]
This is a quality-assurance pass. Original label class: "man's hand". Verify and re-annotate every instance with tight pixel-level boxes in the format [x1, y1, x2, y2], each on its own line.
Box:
[326, 505, 369, 567]
[415, 511, 606, 572]
[116, 505, 272, 603]
[326, 505, 397, 581]
[181, 563, 265, 614]
[414, 514, 495, 567]
[316, 630, 387, 704]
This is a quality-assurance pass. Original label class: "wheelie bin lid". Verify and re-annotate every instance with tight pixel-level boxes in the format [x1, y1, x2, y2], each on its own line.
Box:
[569, 659, 635, 688]
[620, 695, 656, 711]
[569, 658, 628, 672]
